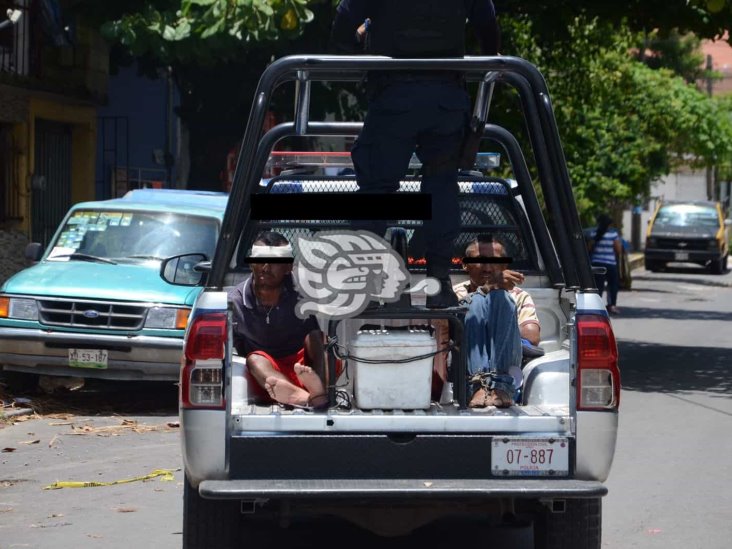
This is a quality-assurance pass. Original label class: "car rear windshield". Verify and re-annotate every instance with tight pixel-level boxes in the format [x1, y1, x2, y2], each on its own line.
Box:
[46, 209, 219, 261]
[654, 204, 719, 228]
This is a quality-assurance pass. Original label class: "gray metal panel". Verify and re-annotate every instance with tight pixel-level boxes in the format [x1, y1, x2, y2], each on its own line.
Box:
[199, 478, 607, 499]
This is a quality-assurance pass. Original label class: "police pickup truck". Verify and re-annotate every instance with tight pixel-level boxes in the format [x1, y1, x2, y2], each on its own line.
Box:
[164, 56, 619, 549]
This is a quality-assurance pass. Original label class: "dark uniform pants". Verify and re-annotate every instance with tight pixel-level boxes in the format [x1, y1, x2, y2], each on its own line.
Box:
[351, 79, 470, 278]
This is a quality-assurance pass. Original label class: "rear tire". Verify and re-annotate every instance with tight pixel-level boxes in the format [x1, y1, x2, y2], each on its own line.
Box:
[534, 498, 601, 549]
[183, 476, 242, 549]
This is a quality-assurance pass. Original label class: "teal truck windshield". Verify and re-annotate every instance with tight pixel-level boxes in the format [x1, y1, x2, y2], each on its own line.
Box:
[46, 210, 219, 261]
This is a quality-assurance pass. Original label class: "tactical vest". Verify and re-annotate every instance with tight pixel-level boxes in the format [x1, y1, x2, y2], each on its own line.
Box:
[367, 0, 467, 58]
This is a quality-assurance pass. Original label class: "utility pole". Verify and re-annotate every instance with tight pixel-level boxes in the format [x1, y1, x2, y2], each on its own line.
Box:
[706, 54, 715, 201]
[164, 66, 174, 188]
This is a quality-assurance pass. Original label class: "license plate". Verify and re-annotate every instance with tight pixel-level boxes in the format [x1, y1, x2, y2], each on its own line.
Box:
[674, 251, 689, 261]
[68, 348, 108, 369]
[491, 437, 569, 477]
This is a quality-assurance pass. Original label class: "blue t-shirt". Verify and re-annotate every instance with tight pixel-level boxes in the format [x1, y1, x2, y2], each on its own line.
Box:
[590, 227, 620, 266]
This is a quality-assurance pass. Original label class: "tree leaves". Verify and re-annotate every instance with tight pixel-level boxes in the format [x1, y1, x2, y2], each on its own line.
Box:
[96, 0, 322, 65]
[504, 15, 732, 221]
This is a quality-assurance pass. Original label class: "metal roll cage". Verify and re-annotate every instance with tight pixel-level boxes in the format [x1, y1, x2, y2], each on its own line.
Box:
[211, 54, 594, 292]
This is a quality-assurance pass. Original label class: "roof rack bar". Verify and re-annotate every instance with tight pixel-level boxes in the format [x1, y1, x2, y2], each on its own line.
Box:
[483, 124, 564, 286]
[500, 71, 581, 288]
[474, 72, 498, 123]
[294, 70, 311, 136]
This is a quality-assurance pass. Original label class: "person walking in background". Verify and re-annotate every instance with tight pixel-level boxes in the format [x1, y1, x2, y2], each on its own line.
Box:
[329, 0, 501, 308]
[588, 213, 623, 315]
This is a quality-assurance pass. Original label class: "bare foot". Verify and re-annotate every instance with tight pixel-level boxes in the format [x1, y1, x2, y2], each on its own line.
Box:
[294, 363, 328, 408]
[264, 376, 310, 406]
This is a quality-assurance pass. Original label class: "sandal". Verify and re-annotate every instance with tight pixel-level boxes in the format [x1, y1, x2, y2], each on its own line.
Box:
[484, 388, 514, 408]
[468, 386, 514, 409]
[469, 387, 488, 408]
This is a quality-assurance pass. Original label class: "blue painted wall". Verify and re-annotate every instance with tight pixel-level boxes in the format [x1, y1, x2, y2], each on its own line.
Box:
[95, 63, 180, 198]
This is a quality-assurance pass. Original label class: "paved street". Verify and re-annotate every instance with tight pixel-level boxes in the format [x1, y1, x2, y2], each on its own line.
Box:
[0, 382, 183, 549]
[1, 262, 732, 548]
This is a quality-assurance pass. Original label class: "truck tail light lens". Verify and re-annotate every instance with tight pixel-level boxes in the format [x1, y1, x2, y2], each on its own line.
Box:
[180, 313, 227, 409]
[184, 313, 226, 360]
[576, 313, 620, 411]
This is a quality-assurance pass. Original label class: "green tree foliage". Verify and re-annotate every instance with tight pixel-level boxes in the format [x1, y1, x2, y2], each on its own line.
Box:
[502, 16, 732, 220]
[94, 0, 322, 64]
[639, 29, 707, 83]
[82, 0, 732, 209]
[499, 0, 732, 43]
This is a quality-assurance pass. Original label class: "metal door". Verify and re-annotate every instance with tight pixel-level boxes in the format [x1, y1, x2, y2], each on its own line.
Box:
[32, 119, 71, 245]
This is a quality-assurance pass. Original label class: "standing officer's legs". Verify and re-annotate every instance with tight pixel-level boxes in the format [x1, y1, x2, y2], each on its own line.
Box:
[351, 82, 419, 239]
[417, 81, 470, 306]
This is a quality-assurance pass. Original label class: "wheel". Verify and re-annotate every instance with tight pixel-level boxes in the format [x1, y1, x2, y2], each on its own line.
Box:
[534, 498, 601, 549]
[183, 476, 242, 548]
[710, 255, 727, 275]
[644, 258, 661, 272]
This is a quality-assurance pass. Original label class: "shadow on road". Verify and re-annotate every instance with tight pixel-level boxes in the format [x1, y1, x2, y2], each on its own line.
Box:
[618, 340, 732, 399]
[613, 306, 731, 322]
[1, 377, 179, 417]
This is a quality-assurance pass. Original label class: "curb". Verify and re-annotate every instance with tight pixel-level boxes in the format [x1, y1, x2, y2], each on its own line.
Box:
[1, 407, 34, 419]
[628, 253, 644, 272]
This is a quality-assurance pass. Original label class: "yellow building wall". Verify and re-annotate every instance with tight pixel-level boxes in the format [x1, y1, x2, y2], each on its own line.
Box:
[15, 97, 98, 234]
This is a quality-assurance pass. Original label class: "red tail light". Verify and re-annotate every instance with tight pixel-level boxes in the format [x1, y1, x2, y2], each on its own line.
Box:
[576, 313, 620, 411]
[185, 313, 227, 360]
[181, 313, 227, 410]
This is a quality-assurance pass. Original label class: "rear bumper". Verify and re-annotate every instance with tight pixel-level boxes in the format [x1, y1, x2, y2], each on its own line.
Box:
[0, 327, 182, 381]
[199, 478, 607, 500]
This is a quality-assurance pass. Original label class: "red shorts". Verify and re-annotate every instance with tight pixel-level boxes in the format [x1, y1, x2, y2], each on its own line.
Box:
[246, 348, 309, 400]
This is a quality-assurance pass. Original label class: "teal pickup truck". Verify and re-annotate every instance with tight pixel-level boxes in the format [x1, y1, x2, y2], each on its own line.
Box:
[0, 188, 227, 389]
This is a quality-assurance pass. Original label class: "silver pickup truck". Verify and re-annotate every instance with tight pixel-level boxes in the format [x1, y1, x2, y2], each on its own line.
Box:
[164, 56, 620, 549]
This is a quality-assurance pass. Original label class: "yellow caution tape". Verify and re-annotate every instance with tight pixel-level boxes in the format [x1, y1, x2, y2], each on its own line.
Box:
[43, 468, 178, 490]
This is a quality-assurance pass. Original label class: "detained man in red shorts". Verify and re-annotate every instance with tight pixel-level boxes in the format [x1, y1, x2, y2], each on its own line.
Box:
[227, 231, 328, 409]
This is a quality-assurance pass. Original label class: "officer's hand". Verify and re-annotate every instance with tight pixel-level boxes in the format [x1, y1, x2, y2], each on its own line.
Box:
[356, 18, 370, 43]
